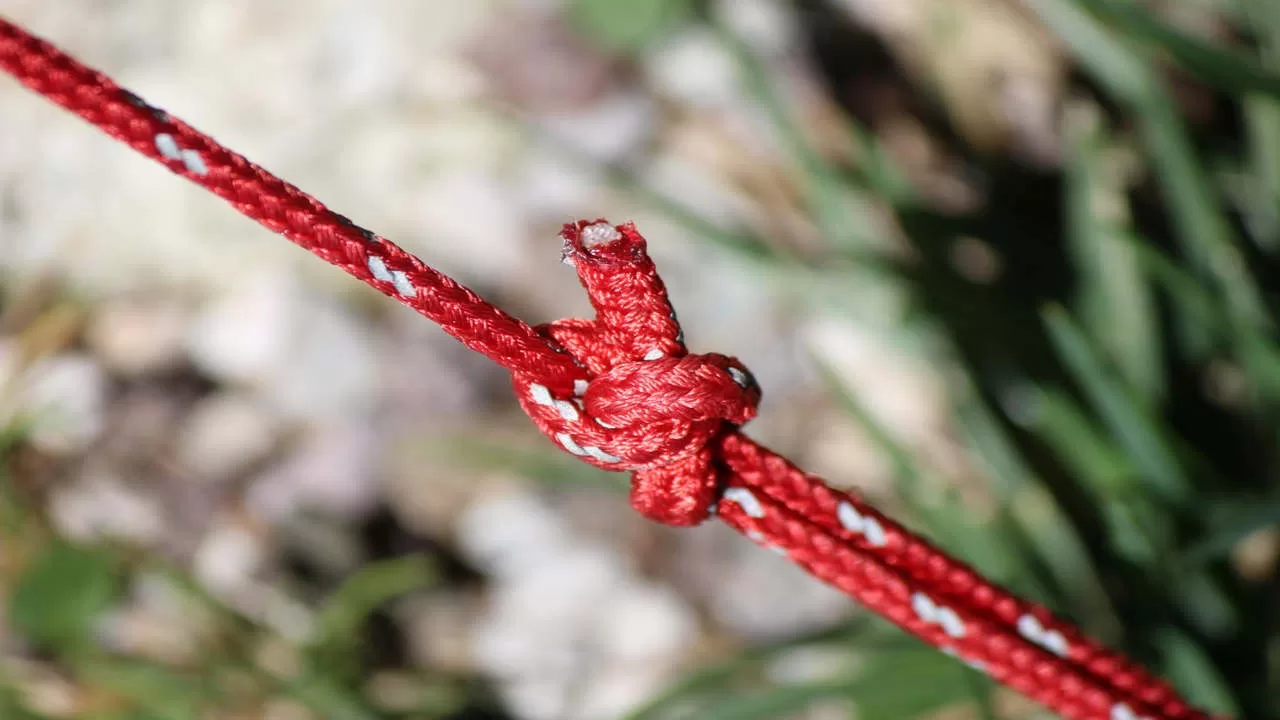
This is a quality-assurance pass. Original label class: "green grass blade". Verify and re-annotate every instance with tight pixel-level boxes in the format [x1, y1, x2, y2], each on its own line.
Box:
[848, 649, 978, 720]
[680, 649, 973, 720]
[1018, 385, 1134, 496]
[8, 541, 122, 654]
[75, 661, 208, 720]
[1072, 0, 1280, 99]
[1165, 566, 1239, 640]
[288, 671, 382, 720]
[567, 0, 694, 52]
[1028, 0, 1269, 335]
[311, 556, 437, 652]
[1127, 235, 1280, 402]
[1042, 305, 1192, 504]
[692, 681, 852, 720]
[1064, 101, 1163, 403]
[622, 618, 899, 720]
[1154, 628, 1241, 716]
[1024, 0, 1150, 98]
[954, 393, 1122, 638]
[1240, 96, 1280, 249]
[1134, 88, 1269, 331]
[1187, 493, 1280, 562]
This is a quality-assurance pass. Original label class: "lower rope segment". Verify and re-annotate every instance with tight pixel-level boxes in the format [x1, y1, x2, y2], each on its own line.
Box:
[0, 15, 1217, 720]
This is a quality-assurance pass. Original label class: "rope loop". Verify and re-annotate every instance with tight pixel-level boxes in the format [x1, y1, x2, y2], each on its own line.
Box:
[511, 220, 760, 526]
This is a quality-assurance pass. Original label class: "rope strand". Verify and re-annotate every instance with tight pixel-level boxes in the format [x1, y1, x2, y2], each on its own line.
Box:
[0, 16, 1217, 720]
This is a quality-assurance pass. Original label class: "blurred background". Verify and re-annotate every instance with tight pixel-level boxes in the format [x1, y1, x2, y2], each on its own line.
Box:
[0, 1, 1278, 718]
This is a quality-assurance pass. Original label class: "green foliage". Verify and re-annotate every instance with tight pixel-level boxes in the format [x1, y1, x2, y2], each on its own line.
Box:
[9, 541, 122, 653]
[568, 0, 695, 52]
[308, 556, 438, 680]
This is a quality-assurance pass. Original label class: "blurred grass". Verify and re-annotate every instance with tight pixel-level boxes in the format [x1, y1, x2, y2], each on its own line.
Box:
[611, 0, 1279, 717]
[5, 0, 1280, 718]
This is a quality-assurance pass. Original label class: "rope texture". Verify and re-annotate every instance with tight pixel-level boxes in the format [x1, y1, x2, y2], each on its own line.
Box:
[0, 16, 1218, 720]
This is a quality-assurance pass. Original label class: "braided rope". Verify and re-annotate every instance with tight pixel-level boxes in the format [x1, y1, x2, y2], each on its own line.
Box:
[0, 16, 1217, 720]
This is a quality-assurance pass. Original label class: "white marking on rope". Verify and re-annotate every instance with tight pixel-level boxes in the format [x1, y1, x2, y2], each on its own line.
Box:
[911, 593, 966, 638]
[643, 348, 664, 361]
[836, 501, 888, 547]
[155, 133, 181, 159]
[390, 270, 415, 298]
[1111, 703, 1147, 720]
[574, 379, 589, 397]
[583, 445, 621, 463]
[181, 149, 208, 175]
[554, 400, 580, 423]
[367, 256, 393, 283]
[154, 134, 208, 175]
[723, 487, 764, 518]
[938, 610, 965, 639]
[529, 383, 554, 407]
[727, 366, 750, 388]
[595, 417, 618, 429]
[555, 432, 587, 456]
[1017, 614, 1070, 657]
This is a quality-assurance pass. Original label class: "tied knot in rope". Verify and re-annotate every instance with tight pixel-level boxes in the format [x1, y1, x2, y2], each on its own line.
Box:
[511, 220, 760, 527]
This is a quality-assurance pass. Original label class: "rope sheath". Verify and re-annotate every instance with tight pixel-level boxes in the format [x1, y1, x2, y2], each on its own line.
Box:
[0, 16, 1216, 720]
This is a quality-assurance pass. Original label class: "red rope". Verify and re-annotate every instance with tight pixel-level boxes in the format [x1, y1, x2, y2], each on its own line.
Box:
[0, 17, 1217, 720]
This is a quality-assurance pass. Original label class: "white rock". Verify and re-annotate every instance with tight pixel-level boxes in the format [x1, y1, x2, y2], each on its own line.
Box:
[15, 354, 108, 454]
[574, 664, 675, 720]
[499, 679, 571, 720]
[177, 392, 279, 481]
[712, 0, 798, 55]
[186, 273, 379, 422]
[193, 522, 266, 596]
[186, 273, 296, 386]
[48, 471, 166, 545]
[246, 422, 379, 522]
[462, 490, 697, 720]
[84, 300, 188, 376]
[515, 145, 603, 221]
[535, 91, 657, 163]
[456, 490, 572, 579]
[593, 583, 696, 661]
[709, 532, 852, 639]
[410, 168, 533, 284]
[634, 159, 755, 236]
[643, 29, 742, 108]
[263, 301, 379, 422]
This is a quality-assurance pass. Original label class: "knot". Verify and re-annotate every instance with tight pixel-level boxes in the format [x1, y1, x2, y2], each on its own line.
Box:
[511, 220, 761, 526]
